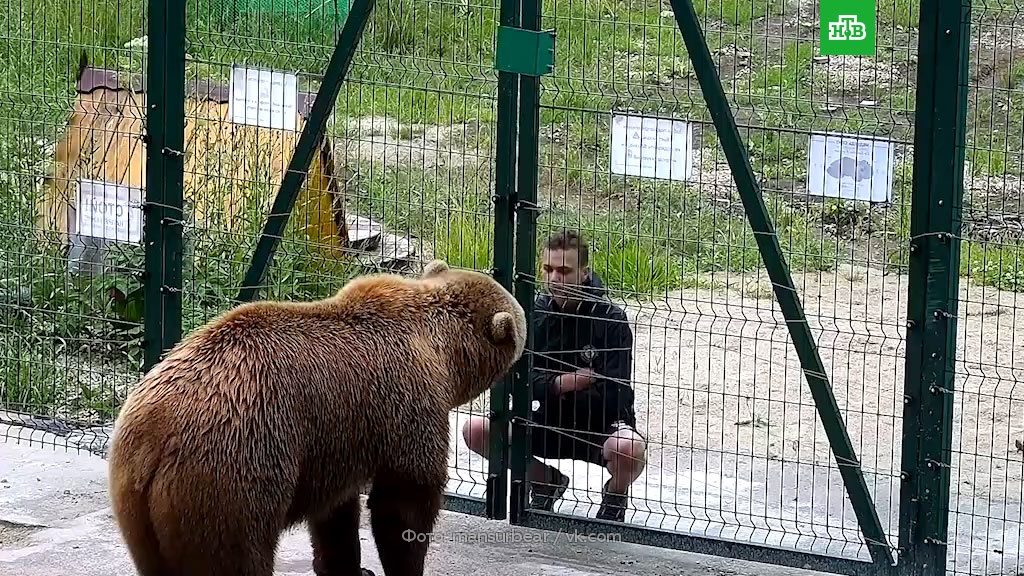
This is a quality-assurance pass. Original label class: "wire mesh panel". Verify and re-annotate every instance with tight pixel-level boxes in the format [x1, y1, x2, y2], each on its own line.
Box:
[515, 0, 920, 567]
[0, 0, 148, 454]
[948, 2, 1024, 574]
[179, 0, 503, 509]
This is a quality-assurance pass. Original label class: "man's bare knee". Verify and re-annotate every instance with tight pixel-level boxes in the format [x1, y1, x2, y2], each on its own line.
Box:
[461, 416, 490, 456]
[603, 428, 647, 471]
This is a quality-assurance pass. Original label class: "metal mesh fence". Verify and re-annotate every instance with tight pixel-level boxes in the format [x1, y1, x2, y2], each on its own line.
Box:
[0, 0, 505, 494]
[0, 0, 148, 453]
[510, 0, 1016, 573]
[951, 2, 1024, 575]
[0, 0, 1021, 574]
[516, 0, 916, 564]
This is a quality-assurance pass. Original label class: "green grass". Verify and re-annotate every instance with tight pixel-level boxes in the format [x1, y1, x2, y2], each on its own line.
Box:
[0, 154, 369, 422]
[878, 0, 920, 28]
[963, 89, 1024, 177]
[588, 235, 686, 295]
[578, 203, 839, 299]
[884, 234, 1024, 293]
[693, 0, 787, 26]
[962, 239, 1024, 292]
[747, 128, 806, 182]
[751, 40, 814, 101]
[430, 211, 497, 271]
[879, 162, 1024, 293]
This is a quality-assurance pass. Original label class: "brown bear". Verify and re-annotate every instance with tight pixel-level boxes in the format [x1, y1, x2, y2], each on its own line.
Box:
[107, 260, 527, 576]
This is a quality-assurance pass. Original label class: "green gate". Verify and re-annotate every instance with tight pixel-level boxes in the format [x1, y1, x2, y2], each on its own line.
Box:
[497, 0, 902, 572]
[490, 1, 972, 576]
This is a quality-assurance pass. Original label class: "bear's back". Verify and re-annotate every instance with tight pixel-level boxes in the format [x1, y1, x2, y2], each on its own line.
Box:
[114, 290, 454, 498]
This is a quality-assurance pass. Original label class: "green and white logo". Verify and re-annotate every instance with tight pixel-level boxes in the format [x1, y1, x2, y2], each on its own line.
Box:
[829, 16, 868, 41]
[819, 0, 876, 56]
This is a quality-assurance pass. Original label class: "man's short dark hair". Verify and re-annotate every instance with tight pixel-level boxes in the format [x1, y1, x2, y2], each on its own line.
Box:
[543, 229, 588, 267]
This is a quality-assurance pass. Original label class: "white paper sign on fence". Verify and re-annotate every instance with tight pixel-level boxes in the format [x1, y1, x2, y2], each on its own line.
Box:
[75, 179, 144, 244]
[609, 113, 694, 181]
[228, 65, 299, 131]
[807, 132, 895, 203]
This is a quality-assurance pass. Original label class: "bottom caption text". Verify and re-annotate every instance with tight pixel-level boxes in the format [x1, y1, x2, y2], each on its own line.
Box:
[401, 528, 623, 545]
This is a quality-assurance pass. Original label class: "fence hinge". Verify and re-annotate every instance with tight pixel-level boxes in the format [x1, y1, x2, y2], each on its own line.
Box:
[494, 26, 556, 76]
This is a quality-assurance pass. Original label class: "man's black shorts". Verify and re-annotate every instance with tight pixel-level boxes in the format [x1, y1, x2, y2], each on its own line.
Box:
[530, 424, 609, 466]
[527, 380, 641, 466]
[529, 421, 642, 466]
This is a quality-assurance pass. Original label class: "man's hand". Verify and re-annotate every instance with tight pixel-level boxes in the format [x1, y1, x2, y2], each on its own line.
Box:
[555, 367, 597, 394]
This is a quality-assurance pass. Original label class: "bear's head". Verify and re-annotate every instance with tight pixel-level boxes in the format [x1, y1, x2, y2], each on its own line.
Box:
[421, 259, 527, 408]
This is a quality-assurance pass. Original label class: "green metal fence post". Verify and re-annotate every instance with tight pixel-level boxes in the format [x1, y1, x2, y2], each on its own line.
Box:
[485, 0, 522, 522]
[507, 0, 546, 524]
[508, 148, 538, 522]
[236, 0, 375, 303]
[665, 0, 894, 566]
[898, 0, 971, 574]
[143, 0, 186, 371]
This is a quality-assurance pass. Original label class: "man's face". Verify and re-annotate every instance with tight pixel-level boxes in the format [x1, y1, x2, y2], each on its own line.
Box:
[540, 248, 587, 308]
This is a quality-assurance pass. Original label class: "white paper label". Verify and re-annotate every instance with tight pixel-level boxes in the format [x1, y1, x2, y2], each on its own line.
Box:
[228, 66, 298, 131]
[75, 179, 144, 244]
[609, 113, 694, 181]
[807, 132, 895, 203]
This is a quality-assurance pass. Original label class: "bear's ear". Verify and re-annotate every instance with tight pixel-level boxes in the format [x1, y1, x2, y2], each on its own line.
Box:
[491, 311, 516, 342]
[422, 259, 449, 278]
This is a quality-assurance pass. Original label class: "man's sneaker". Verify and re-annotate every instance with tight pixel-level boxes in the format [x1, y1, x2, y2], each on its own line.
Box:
[529, 467, 570, 511]
[595, 480, 628, 522]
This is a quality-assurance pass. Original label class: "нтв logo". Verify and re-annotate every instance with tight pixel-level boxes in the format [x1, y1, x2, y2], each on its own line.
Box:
[819, 0, 875, 56]
[828, 15, 867, 41]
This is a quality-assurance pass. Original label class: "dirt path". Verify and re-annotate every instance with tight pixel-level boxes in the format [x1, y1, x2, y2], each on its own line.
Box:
[625, 264, 1022, 495]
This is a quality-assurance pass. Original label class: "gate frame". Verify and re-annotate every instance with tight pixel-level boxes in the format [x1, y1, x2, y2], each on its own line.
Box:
[499, 1, 971, 576]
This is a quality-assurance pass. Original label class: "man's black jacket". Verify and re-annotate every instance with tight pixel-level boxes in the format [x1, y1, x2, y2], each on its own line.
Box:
[529, 273, 636, 434]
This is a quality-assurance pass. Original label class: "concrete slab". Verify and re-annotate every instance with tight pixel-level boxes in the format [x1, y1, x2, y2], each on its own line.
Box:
[0, 424, 837, 576]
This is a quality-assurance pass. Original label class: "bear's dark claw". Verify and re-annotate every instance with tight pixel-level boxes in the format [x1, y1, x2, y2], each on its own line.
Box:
[361, 569, 376, 576]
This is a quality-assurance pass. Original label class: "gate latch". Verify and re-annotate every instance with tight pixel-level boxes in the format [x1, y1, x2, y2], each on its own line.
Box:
[494, 27, 556, 76]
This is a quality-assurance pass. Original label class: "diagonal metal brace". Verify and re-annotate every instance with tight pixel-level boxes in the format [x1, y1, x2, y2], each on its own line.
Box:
[666, 0, 896, 567]
[236, 0, 376, 303]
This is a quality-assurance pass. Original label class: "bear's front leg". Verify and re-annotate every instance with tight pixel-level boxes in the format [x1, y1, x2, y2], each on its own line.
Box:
[310, 496, 369, 576]
[367, 475, 444, 576]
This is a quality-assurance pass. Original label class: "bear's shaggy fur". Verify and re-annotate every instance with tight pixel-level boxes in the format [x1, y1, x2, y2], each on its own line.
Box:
[107, 260, 527, 576]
